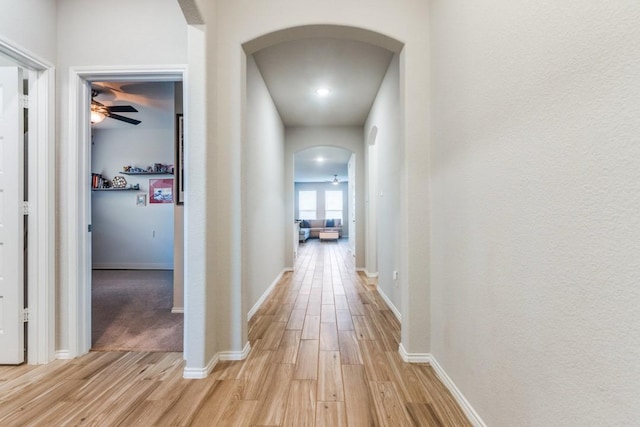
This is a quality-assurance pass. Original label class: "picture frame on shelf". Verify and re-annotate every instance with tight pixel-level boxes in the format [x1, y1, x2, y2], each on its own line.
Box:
[149, 178, 174, 204]
[176, 113, 184, 205]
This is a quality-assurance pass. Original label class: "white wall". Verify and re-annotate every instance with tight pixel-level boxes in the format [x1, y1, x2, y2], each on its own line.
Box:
[365, 54, 402, 316]
[430, 0, 640, 425]
[56, 0, 188, 354]
[56, 0, 188, 66]
[244, 55, 286, 317]
[286, 126, 364, 265]
[91, 82, 175, 270]
[365, 127, 379, 278]
[0, 0, 56, 62]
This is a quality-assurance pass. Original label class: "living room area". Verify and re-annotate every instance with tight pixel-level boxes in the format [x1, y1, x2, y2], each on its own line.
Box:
[294, 146, 352, 244]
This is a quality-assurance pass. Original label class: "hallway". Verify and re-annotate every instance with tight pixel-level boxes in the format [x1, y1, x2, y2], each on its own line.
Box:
[0, 239, 469, 426]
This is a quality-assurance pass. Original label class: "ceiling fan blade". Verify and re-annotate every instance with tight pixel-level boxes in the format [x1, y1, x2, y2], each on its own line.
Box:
[108, 113, 141, 125]
[107, 105, 138, 113]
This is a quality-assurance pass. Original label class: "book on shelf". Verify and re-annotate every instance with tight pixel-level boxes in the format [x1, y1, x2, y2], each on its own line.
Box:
[92, 173, 102, 189]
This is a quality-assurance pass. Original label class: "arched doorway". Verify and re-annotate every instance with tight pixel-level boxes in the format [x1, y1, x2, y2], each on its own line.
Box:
[240, 25, 405, 366]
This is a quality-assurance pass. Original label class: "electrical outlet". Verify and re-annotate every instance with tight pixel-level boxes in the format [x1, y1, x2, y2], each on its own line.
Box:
[393, 270, 398, 280]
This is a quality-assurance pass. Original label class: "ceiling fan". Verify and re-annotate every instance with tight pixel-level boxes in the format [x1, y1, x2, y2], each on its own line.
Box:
[90, 90, 141, 125]
[327, 174, 339, 185]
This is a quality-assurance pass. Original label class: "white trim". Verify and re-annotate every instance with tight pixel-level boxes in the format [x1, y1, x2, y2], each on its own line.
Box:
[247, 269, 290, 321]
[69, 65, 186, 82]
[398, 343, 429, 363]
[376, 285, 402, 322]
[357, 268, 378, 278]
[427, 355, 487, 427]
[67, 65, 188, 360]
[183, 343, 251, 379]
[183, 354, 219, 379]
[0, 34, 54, 70]
[27, 66, 57, 364]
[55, 350, 74, 360]
[219, 342, 251, 361]
[0, 35, 56, 365]
[397, 346, 486, 427]
[171, 307, 184, 314]
[91, 263, 174, 270]
[66, 69, 92, 358]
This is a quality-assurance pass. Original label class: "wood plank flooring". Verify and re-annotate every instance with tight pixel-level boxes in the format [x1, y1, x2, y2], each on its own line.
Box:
[0, 239, 471, 426]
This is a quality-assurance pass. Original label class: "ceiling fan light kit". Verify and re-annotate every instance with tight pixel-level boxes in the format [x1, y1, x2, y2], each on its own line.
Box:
[90, 103, 108, 124]
[90, 90, 141, 126]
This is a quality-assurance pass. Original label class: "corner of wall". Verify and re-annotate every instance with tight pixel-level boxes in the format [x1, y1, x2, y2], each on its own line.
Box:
[183, 353, 219, 379]
[183, 341, 251, 379]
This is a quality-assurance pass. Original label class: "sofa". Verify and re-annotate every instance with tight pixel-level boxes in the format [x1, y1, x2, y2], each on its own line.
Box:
[299, 227, 310, 242]
[299, 218, 343, 241]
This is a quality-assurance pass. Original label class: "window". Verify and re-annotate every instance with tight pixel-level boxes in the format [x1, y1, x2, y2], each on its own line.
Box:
[298, 190, 317, 219]
[325, 190, 343, 222]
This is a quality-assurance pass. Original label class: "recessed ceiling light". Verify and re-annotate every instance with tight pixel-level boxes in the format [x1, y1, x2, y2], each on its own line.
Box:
[316, 157, 325, 162]
[315, 87, 331, 97]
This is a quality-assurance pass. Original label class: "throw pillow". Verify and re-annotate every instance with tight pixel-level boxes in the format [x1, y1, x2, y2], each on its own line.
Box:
[326, 219, 334, 227]
[301, 220, 310, 228]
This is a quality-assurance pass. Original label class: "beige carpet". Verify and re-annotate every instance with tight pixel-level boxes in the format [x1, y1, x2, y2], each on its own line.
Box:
[91, 269, 183, 352]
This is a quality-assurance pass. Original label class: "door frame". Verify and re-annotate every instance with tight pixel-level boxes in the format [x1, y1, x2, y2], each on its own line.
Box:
[66, 65, 187, 357]
[0, 36, 56, 364]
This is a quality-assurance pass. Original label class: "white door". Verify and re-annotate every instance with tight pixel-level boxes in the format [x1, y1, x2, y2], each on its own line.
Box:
[0, 66, 25, 364]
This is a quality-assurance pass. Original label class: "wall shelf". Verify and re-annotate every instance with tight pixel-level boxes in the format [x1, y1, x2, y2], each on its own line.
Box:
[92, 188, 138, 192]
[121, 171, 173, 175]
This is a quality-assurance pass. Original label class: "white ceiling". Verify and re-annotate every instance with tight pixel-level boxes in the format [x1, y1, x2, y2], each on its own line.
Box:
[294, 146, 352, 183]
[253, 37, 393, 127]
[253, 37, 393, 182]
[91, 81, 175, 129]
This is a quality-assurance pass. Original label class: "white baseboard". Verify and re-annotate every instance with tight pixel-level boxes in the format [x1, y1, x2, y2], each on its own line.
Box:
[171, 307, 184, 314]
[398, 345, 486, 427]
[376, 286, 402, 323]
[92, 263, 173, 270]
[183, 354, 219, 379]
[398, 343, 429, 363]
[55, 350, 73, 360]
[356, 268, 379, 278]
[182, 342, 251, 379]
[247, 269, 290, 321]
[219, 342, 251, 361]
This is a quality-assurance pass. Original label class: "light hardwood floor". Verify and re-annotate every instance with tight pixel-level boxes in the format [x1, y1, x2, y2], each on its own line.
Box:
[0, 239, 471, 426]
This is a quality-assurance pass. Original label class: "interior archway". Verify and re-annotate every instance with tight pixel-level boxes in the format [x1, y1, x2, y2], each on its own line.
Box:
[242, 24, 404, 56]
[241, 25, 404, 363]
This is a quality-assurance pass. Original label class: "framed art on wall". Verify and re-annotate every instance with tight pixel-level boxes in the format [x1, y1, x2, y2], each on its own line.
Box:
[176, 113, 184, 204]
[149, 178, 174, 204]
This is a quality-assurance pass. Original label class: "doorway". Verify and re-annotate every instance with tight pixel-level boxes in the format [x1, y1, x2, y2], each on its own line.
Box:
[66, 66, 187, 357]
[89, 81, 183, 352]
